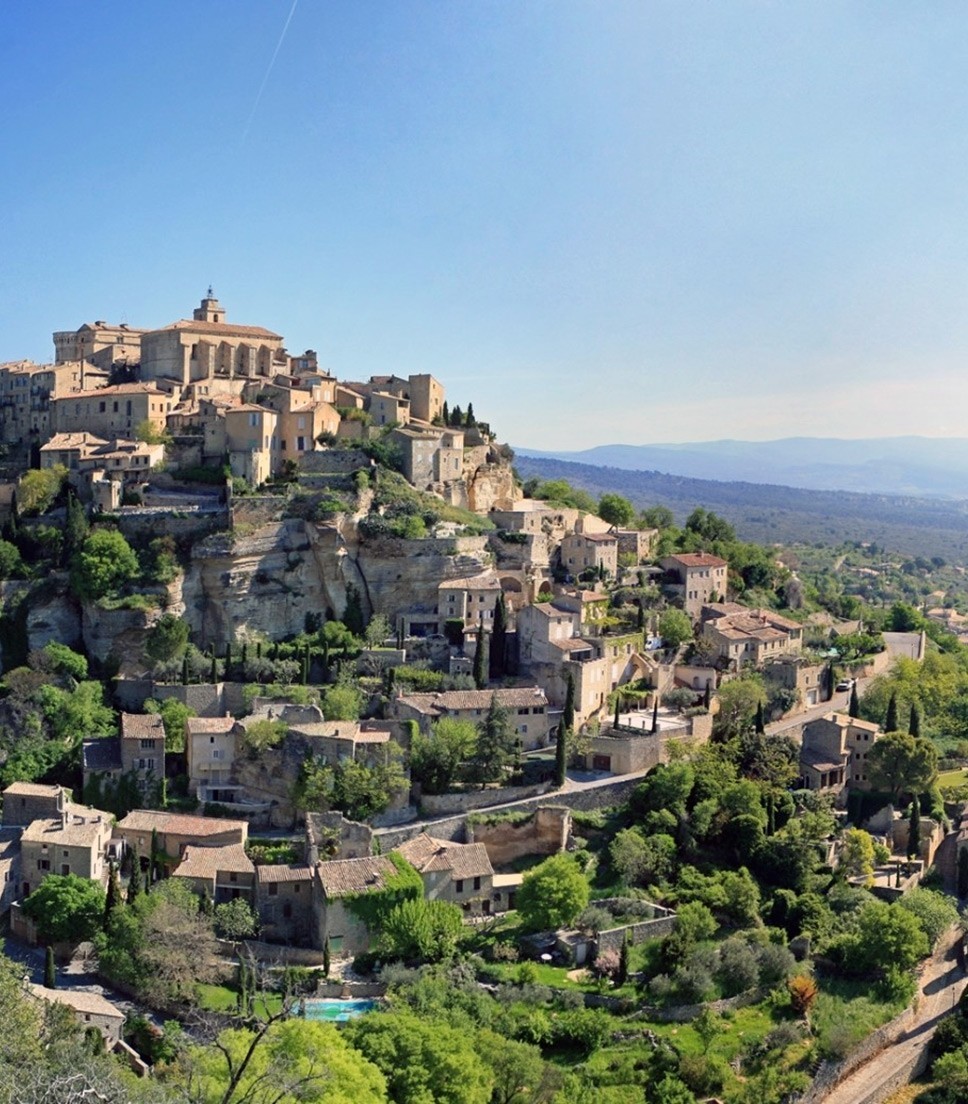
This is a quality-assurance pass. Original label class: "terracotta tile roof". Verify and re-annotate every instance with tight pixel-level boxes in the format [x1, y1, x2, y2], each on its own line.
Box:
[117, 810, 247, 836]
[120, 713, 165, 742]
[287, 720, 361, 741]
[3, 782, 64, 798]
[186, 717, 237, 735]
[396, 834, 493, 879]
[22, 809, 112, 848]
[256, 863, 313, 884]
[66, 383, 168, 398]
[316, 855, 397, 898]
[396, 687, 548, 715]
[438, 573, 502, 591]
[41, 433, 110, 451]
[29, 985, 124, 1020]
[665, 552, 728, 568]
[173, 843, 253, 881]
[156, 319, 283, 340]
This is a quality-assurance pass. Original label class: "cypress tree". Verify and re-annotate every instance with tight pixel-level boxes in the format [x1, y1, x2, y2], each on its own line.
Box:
[150, 829, 159, 886]
[256, 641, 263, 660]
[450, 405, 463, 427]
[636, 604, 645, 630]
[885, 692, 899, 733]
[908, 795, 921, 860]
[104, 861, 120, 923]
[848, 683, 860, 718]
[323, 936, 331, 978]
[651, 697, 659, 735]
[210, 652, 217, 685]
[127, 848, 142, 904]
[909, 703, 922, 738]
[472, 616, 487, 690]
[241, 641, 248, 670]
[44, 945, 57, 990]
[181, 654, 189, 686]
[766, 791, 776, 836]
[617, 933, 630, 988]
[703, 684, 711, 710]
[754, 701, 765, 734]
[465, 403, 476, 427]
[301, 649, 309, 685]
[225, 643, 232, 680]
[489, 594, 507, 680]
[614, 695, 621, 729]
[554, 723, 568, 789]
[958, 848, 968, 899]
[562, 672, 575, 735]
[441, 401, 450, 426]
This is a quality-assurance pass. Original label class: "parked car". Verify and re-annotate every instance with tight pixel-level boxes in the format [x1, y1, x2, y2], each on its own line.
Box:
[836, 678, 854, 692]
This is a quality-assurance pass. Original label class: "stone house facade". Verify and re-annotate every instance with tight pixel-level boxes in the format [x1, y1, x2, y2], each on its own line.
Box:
[392, 687, 551, 750]
[51, 383, 172, 440]
[314, 854, 400, 956]
[255, 864, 314, 945]
[699, 603, 803, 670]
[20, 803, 114, 898]
[560, 531, 619, 579]
[798, 712, 881, 793]
[396, 832, 497, 916]
[114, 810, 247, 872]
[186, 716, 239, 802]
[660, 553, 729, 618]
[172, 842, 255, 904]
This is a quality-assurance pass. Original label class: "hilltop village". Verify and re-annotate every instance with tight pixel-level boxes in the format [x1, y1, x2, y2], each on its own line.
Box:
[1, 294, 968, 1103]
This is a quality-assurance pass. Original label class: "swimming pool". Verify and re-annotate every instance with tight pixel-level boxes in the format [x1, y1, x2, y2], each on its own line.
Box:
[301, 998, 379, 1022]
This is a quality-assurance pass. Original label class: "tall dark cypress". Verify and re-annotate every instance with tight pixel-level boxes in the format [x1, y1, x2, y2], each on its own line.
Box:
[909, 703, 922, 739]
[472, 615, 488, 690]
[885, 692, 899, 733]
[908, 794, 921, 860]
[490, 594, 507, 679]
[848, 683, 860, 718]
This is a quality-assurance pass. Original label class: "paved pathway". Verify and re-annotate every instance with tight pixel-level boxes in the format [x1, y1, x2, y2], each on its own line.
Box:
[821, 929, 966, 1104]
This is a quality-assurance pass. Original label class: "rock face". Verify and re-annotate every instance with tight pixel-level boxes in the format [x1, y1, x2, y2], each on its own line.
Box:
[81, 602, 164, 671]
[23, 578, 83, 653]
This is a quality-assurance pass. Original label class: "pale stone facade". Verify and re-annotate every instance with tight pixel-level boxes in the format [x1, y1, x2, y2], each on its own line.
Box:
[799, 712, 880, 793]
[51, 383, 171, 439]
[700, 603, 803, 670]
[660, 553, 729, 618]
[140, 294, 286, 389]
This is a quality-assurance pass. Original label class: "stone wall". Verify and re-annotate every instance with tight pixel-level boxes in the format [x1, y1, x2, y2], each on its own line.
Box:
[595, 911, 677, 955]
[299, 451, 371, 475]
[469, 807, 570, 866]
[114, 508, 227, 545]
[375, 774, 644, 851]
[421, 781, 552, 817]
[232, 497, 290, 529]
[632, 986, 768, 1023]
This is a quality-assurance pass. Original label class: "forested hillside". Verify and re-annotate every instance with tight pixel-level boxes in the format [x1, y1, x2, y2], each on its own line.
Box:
[514, 455, 968, 561]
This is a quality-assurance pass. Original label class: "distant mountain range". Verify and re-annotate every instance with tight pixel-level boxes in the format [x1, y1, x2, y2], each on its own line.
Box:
[511, 454, 968, 561]
[515, 437, 968, 499]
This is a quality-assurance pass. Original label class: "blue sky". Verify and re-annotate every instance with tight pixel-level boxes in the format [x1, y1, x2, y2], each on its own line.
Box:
[3, 2, 968, 449]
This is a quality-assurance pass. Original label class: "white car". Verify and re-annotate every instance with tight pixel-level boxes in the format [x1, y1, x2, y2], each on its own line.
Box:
[836, 678, 854, 692]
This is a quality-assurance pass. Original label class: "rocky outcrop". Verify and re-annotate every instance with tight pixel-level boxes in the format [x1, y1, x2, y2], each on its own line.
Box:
[23, 577, 82, 652]
[81, 601, 164, 671]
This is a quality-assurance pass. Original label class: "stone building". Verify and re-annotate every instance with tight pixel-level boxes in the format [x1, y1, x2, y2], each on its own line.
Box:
[660, 553, 729, 618]
[392, 687, 551, 750]
[1, 782, 70, 827]
[29, 986, 125, 1048]
[255, 864, 314, 945]
[53, 320, 146, 370]
[396, 833, 497, 916]
[114, 810, 247, 872]
[798, 712, 881, 793]
[560, 531, 619, 579]
[186, 716, 239, 803]
[20, 802, 114, 897]
[51, 383, 172, 439]
[314, 854, 400, 956]
[139, 293, 287, 389]
[0, 828, 21, 917]
[699, 603, 803, 670]
[172, 842, 255, 904]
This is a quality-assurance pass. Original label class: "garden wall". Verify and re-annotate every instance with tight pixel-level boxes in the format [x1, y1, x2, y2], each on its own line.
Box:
[469, 807, 570, 867]
[594, 912, 677, 956]
[374, 774, 645, 851]
[421, 781, 552, 817]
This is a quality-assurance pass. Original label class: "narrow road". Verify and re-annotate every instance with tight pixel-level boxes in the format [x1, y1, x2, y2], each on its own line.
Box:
[767, 678, 871, 740]
[821, 929, 966, 1104]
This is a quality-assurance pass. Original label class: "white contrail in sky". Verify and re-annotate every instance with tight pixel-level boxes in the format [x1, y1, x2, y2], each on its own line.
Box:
[241, 0, 299, 145]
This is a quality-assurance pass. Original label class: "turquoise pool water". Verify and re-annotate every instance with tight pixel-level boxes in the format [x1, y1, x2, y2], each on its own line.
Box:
[301, 998, 379, 1022]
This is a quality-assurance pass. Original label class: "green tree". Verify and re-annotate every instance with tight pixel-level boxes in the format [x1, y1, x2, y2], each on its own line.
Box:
[378, 898, 464, 963]
[597, 493, 635, 528]
[180, 1018, 388, 1104]
[474, 1030, 551, 1104]
[848, 682, 860, 718]
[855, 899, 929, 973]
[69, 529, 139, 601]
[516, 853, 590, 931]
[610, 828, 676, 888]
[22, 875, 106, 945]
[214, 897, 259, 941]
[909, 702, 922, 738]
[348, 1010, 492, 1104]
[896, 888, 959, 949]
[470, 695, 516, 785]
[343, 584, 366, 637]
[63, 491, 89, 565]
[41, 641, 88, 681]
[144, 613, 190, 665]
[410, 716, 477, 795]
[866, 731, 938, 801]
[713, 676, 766, 741]
[143, 696, 193, 753]
[658, 608, 693, 650]
[640, 505, 675, 530]
[241, 718, 288, 755]
[364, 613, 392, 649]
[323, 683, 363, 722]
[839, 828, 875, 883]
[332, 745, 407, 821]
[0, 539, 23, 580]
[18, 465, 66, 516]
